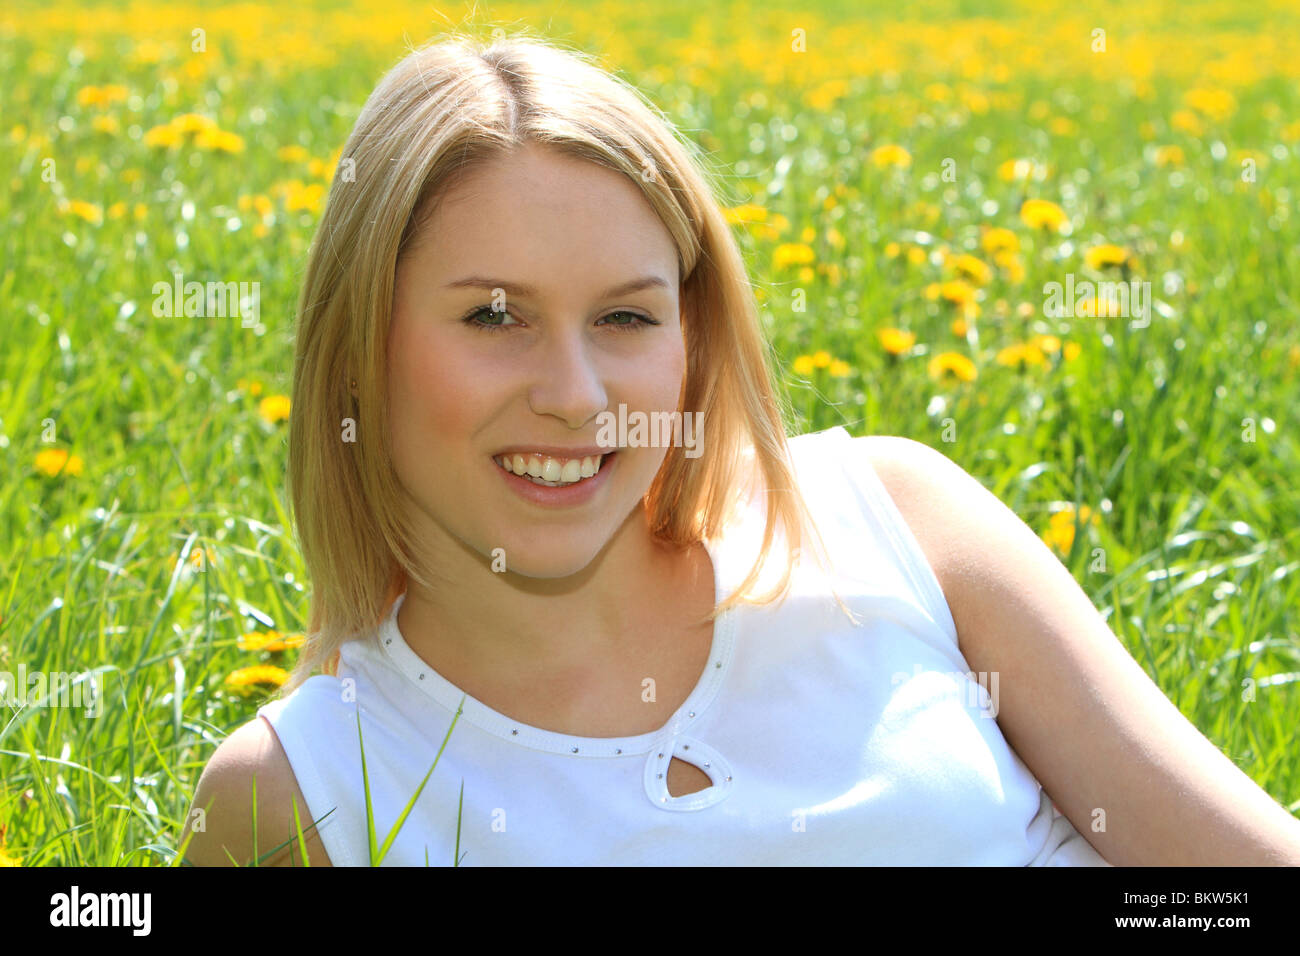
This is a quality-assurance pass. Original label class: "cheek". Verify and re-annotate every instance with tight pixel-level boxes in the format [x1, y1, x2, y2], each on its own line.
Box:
[386, 320, 480, 461]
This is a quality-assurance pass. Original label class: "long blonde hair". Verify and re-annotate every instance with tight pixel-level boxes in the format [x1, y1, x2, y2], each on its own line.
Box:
[279, 31, 848, 697]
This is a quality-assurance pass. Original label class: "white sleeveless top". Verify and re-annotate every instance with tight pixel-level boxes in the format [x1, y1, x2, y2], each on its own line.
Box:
[258, 425, 1110, 865]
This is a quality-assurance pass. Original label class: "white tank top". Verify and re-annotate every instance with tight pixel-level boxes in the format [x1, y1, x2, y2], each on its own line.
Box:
[258, 425, 1110, 865]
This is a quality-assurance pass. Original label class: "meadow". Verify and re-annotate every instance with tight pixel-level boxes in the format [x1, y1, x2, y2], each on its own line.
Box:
[2, 0, 1300, 865]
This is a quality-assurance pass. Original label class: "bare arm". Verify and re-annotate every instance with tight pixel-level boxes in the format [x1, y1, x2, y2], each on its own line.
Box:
[864, 435, 1300, 866]
[180, 716, 334, 867]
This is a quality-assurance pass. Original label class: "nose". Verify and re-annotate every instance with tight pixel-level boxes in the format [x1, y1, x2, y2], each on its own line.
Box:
[526, 325, 608, 428]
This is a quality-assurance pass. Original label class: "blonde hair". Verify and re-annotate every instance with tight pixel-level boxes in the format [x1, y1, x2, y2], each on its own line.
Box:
[279, 31, 850, 697]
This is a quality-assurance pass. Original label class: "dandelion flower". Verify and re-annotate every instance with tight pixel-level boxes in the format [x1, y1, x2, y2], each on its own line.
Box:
[258, 394, 291, 424]
[223, 665, 289, 692]
[981, 227, 1019, 256]
[878, 328, 916, 355]
[722, 203, 768, 226]
[1084, 244, 1130, 270]
[277, 144, 309, 163]
[927, 352, 978, 383]
[828, 360, 852, 378]
[951, 254, 992, 285]
[791, 355, 815, 375]
[62, 199, 103, 225]
[870, 144, 912, 169]
[995, 342, 1048, 370]
[811, 350, 832, 368]
[1042, 505, 1096, 554]
[1153, 145, 1184, 167]
[34, 448, 84, 477]
[238, 630, 305, 652]
[1019, 198, 1068, 232]
[772, 243, 814, 269]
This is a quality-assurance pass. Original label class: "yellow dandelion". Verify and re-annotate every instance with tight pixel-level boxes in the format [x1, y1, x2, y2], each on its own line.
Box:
[223, 665, 289, 692]
[906, 246, 927, 266]
[258, 394, 291, 424]
[950, 253, 992, 286]
[107, 201, 127, 219]
[238, 630, 305, 652]
[811, 350, 832, 368]
[278, 144, 309, 163]
[1076, 296, 1123, 318]
[171, 112, 218, 134]
[995, 342, 1048, 370]
[1031, 334, 1062, 354]
[951, 318, 968, 337]
[1170, 110, 1203, 136]
[828, 359, 852, 378]
[997, 158, 1040, 182]
[142, 124, 182, 148]
[34, 448, 84, 477]
[91, 115, 120, 134]
[877, 328, 916, 355]
[791, 354, 816, 375]
[929, 279, 977, 307]
[1019, 198, 1068, 232]
[1048, 117, 1078, 136]
[981, 227, 1019, 256]
[722, 203, 768, 226]
[1153, 145, 1184, 167]
[772, 243, 815, 269]
[870, 144, 912, 169]
[62, 199, 103, 225]
[1042, 505, 1097, 554]
[1084, 244, 1130, 270]
[1063, 342, 1082, 362]
[1183, 88, 1236, 121]
[195, 128, 244, 153]
[884, 241, 901, 259]
[927, 352, 978, 383]
[826, 227, 844, 250]
[76, 84, 128, 108]
[994, 250, 1025, 283]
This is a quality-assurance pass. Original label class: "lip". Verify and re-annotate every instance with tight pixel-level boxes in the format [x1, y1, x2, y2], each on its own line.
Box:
[492, 450, 617, 508]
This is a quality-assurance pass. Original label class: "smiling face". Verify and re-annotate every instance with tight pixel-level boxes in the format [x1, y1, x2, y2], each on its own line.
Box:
[386, 142, 686, 580]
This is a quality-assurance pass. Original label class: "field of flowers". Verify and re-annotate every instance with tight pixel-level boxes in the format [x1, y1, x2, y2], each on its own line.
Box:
[3, 0, 1300, 865]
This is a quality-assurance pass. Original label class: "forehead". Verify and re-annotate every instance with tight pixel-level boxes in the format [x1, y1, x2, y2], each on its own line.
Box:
[409, 143, 680, 290]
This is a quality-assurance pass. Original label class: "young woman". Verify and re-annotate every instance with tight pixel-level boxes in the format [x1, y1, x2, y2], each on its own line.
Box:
[182, 35, 1300, 867]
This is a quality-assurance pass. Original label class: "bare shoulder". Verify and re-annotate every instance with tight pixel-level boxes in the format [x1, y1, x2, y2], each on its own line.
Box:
[180, 715, 334, 867]
[854, 433, 1300, 864]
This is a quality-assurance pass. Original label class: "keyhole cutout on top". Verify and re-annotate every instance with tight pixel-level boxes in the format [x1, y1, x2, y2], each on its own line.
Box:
[666, 756, 713, 798]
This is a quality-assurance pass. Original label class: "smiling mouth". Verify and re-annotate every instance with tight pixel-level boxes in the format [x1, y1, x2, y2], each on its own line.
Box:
[491, 451, 614, 487]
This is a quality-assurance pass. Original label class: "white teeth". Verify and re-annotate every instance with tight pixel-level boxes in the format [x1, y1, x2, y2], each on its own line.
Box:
[493, 453, 607, 486]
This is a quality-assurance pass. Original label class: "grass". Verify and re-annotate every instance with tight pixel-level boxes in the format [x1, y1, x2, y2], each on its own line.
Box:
[3, 0, 1300, 865]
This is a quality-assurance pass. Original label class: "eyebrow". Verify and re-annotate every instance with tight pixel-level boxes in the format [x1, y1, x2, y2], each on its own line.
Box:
[443, 275, 671, 298]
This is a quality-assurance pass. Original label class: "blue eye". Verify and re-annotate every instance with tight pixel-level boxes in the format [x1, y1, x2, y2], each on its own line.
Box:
[461, 307, 659, 333]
